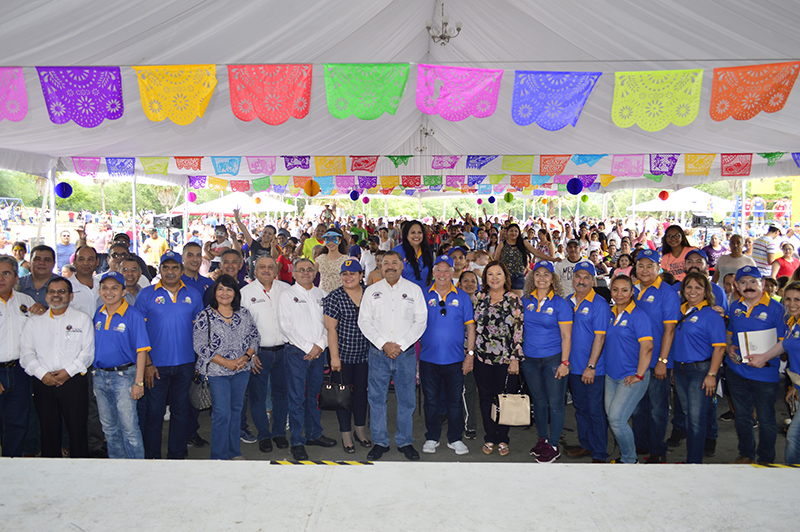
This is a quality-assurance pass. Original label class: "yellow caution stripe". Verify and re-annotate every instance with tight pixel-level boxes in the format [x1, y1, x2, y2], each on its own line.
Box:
[270, 460, 372, 465]
[750, 463, 800, 468]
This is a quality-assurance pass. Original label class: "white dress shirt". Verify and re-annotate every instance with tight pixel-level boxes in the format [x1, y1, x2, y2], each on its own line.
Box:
[278, 282, 328, 354]
[20, 306, 95, 380]
[358, 277, 427, 352]
[241, 279, 288, 347]
[0, 291, 35, 362]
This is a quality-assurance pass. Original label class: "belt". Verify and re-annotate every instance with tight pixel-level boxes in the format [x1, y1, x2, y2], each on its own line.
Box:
[674, 358, 711, 365]
[260, 344, 285, 352]
[0, 360, 19, 368]
[95, 363, 135, 372]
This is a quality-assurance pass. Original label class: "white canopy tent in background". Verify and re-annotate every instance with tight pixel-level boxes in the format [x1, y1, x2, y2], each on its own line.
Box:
[627, 187, 734, 214]
[171, 191, 295, 217]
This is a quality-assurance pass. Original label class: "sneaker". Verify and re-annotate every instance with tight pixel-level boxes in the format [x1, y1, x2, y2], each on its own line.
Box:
[752, 418, 759, 429]
[536, 444, 561, 463]
[447, 441, 469, 455]
[529, 438, 549, 457]
[666, 429, 687, 447]
[464, 429, 477, 440]
[719, 410, 735, 421]
[565, 390, 573, 405]
[163, 406, 171, 421]
[240, 428, 257, 444]
[422, 440, 440, 453]
[645, 454, 666, 464]
[704, 439, 716, 458]
[188, 435, 209, 448]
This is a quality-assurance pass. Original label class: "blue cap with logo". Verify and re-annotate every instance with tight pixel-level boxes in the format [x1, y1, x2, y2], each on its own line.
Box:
[685, 248, 708, 262]
[340, 258, 363, 273]
[532, 261, 555, 274]
[448, 246, 467, 257]
[434, 255, 455, 268]
[573, 260, 596, 276]
[99, 271, 125, 286]
[736, 265, 762, 282]
[159, 250, 182, 265]
[636, 249, 660, 264]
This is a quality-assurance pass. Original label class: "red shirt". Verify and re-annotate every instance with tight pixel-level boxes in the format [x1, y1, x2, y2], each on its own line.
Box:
[773, 257, 799, 279]
[277, 255, 294, 284]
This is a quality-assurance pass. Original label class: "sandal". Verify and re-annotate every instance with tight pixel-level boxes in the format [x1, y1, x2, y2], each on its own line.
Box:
[498, 443, 510, 456]
[482, 442, 495, 455]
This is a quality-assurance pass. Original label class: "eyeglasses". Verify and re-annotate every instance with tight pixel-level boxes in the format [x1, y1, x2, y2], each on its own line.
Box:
[295, 267, 315, 274]
[439, 299, 447, 317]
[110, 253, 126, 259]
[666, 234, 681, 239]
[46, 289, 69, 295]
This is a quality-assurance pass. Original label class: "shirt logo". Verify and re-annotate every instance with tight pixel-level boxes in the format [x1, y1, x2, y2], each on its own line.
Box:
[402, 293, 408, 298]
[757, 312, 767, 321]
[183, 297, 192, 304]
[66, 325, 73, 331]
[545, 307, 553, 315]
[646, 295, 655, 303]
[372, 292, 382, 299]
[428, 299, 438, 307]
[580, 307, 589, 315]
[450, 299, 459, 307]
[690, 315, 699, 323]
[95, 321, 102, 330]
[619, 320, 628, 327]
[526, 303, 535, 311]
[734, 309, 742, 316]
[155, 296, 166, 305]
[114, 323, 126, 332]
[794, 331, 800, 339]
[251, 297, 257, 303]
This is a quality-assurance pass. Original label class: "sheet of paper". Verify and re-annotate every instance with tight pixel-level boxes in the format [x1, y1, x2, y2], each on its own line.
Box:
[737, 328, 778, 362]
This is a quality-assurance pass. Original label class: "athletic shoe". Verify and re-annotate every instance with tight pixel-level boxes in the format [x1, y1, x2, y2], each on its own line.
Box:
[704, 439, 716, 457]
[464, 429, 477, 440]
[188, 435, 209, 448]
[422, 440, 440, 453]
[536, 444, 561, 463]
[719, 410, 735, 421]
[666, 429, 686, 447]
[447, 441, 469, 455]
[240, 428, 257, 444]
[529, 438, 549, 457]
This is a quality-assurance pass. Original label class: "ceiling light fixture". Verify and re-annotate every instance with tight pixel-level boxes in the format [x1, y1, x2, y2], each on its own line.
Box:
[426, 2, 462, 46]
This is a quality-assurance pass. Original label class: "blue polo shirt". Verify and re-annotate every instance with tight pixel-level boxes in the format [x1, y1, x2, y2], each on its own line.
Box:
[182, 273, 213, 297]
[635, 276, 680, 368]
[93, 300, 151, 368]
[604, 301, 653, 380]
[521, 290, 573, 358]
[569, 289, 611, 375]
[18, 273, 58, 307]
[672, 302, 727, 364]
[672, 280, 729, 315]
[727, 292, 787, 382]
[393, 244, 432, 293]
[135, 281, 203, 367]
[781, 319, 800, 391]
[420, 283, 474, 365]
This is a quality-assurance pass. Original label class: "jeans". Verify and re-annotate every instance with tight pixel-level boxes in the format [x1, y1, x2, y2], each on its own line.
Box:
[726, 369, 779, 463]
[569, 373, 608, 461]
[671, 384, 718, 440]
[420, 360, 464, 443]
[0, 364, 30, 457]
[632, 367, 670, 456]
[208, 370, 250, 460]
[673, 360, 712, 463]
[473, 360, 519, 445]
[284, 345, 325, 447]
[787, 403, 800, 465]
[368, 345, 417, 448]
[143, 362, 194, 459]
[92, 366, 144, 459]
[336, 361, 369, 433]
[242, 345, 288, 441]
[605, 372, 650, 464]
[521, 353, 567, 445]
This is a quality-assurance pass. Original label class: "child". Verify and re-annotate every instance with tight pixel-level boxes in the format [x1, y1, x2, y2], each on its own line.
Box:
[470, 249, 490, 277]
[277, 242, 294, 284]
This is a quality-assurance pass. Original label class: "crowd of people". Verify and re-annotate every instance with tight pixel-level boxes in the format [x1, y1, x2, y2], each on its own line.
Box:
[1, 204, 799, 465]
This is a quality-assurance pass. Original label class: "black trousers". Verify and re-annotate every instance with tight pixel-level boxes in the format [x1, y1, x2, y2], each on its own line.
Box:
[32, 373, 89, 458]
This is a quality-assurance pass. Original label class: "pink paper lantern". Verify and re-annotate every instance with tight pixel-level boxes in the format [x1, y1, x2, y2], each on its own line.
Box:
[187, 192, 197, 202]
[362, 197, 370, 204]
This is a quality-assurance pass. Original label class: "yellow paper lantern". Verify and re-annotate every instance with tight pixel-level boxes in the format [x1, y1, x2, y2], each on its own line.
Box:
[304, 179, 320, 197]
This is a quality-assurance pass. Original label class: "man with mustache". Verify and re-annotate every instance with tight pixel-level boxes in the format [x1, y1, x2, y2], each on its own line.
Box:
[725, 266, 787, 464]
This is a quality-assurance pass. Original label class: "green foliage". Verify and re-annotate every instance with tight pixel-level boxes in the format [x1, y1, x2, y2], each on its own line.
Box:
[0, 170, 43, 205]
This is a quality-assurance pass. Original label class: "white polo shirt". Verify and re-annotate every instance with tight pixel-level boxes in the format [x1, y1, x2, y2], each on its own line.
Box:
[358, 277, 427, 352]
[241, 279, 288, 347]
[278, 282, 328, 354]
[0, 291, 35, 362]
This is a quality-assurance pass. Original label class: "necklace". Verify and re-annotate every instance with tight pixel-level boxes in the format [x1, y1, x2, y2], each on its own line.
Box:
[217, 309, 233, 319]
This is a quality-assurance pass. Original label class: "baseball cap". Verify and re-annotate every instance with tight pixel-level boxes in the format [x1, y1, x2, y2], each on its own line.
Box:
[567, 239, 580, 247]
[685, 248, 708, 262]
[636, 249, 661, 264]
[532, 261, 555, 274]
[434, 255, 455, 268]
[448, 246, 467, 257]
[322, 230, 341, 240]
[573, 261, 596, 276]
[768, 225, 782, 235]
[159, 250, 182, 265]
[99, 271, 125, 286]
[340, 259, 363, 273]
[736, 265, 762, 282]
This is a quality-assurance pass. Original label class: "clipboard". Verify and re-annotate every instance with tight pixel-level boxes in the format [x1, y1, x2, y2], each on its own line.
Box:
[737, 328, 778, 363]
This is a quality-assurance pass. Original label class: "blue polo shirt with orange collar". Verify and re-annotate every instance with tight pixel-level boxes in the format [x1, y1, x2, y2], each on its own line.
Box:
[672, 301, 727, 364]
[569, 289, 611, 375]
[635, 276, 681, 368]
[135, 280, 203, 367]
[727, 292, 787, 383]
[521, 290, 573, 358]
[604, 300, 653, 380]
[671, 280, 729, 315]
[93, 300, 151, 369]
[420, 283, 474, 365]
[781, 318, 800, 391]
[394, 244, 431, 293]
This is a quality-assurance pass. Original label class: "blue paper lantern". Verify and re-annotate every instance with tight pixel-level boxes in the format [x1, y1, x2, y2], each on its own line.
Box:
[54, 182, 73, 199]
[349, 190, 360, 201]
[566, 177, 583, 195]
[488, 196, 496, 204]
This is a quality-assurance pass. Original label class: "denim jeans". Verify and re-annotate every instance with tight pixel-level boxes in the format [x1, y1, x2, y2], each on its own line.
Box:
[521, 353, 567, 445]
[143, 362, 194, 459]
[284, 345, 325, 447]
[671, 383, 718, 440]
[632, 367, 670, 455]
[569, 373, 608, 461]
[786, 404, 800, 465]
[242, 345, 288, 442]
[0, 364, 31, 457]
[208, 370, 250, 460]
[92, 366, 144, 459]
[673, 360, 712, 463]
[420, 360, 464, 443]
[368, 345, 417, 448]
[726, 369, 779, 463]
[605, 372, 650, 464]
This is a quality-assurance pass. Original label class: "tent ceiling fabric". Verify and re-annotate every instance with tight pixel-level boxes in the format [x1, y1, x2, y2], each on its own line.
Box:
[1, 0, 799, 191]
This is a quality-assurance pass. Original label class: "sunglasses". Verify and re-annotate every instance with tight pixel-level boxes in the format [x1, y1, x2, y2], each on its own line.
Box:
[323, 237, 340, 243]
[439, 299, 447, 317]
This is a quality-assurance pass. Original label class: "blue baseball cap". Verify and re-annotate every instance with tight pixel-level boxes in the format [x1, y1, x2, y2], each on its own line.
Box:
[448, 246, 467, 257]
[340, 258, 363, 273]
[434, 255, 455, 268]
[159, 250, 182, 265]
[685, 248, 708, 262]
[99, 271, 125, 286]
[573, 261, 596, 276]
[322, 230, 341, 240]
[636, 249, 660, 264]
[532, 261, 555, 274]
[736, 265, 762, 282]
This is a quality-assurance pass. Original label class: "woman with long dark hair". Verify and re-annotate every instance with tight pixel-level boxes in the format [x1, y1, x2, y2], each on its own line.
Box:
[494, 223, 555, 296]
[393, 220, 435, 292]
[661, 225, 695, 282]
[315, 228, 348, 293]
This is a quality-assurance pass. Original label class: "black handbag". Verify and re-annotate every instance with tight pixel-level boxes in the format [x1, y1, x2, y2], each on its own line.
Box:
[189, 310, 213, 411]
[318, 371, 352, 411]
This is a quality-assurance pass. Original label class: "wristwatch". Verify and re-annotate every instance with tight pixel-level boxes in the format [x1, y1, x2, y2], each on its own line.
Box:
[587, 364, 596, 370]
[135, 382, 144, 387]
[658, 357, 669, 364]
[467, 350, 475, 357]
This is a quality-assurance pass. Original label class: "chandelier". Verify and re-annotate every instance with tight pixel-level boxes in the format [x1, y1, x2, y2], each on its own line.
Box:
[425, 2, 463, 46]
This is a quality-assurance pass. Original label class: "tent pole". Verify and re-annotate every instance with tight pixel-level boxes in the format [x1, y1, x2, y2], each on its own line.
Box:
[132, 173, 139, 255]
[575, 196, 580, 224]
[49, 169, 57, 258]
[183, 182, 189, 249]
[418, 196, 422, 218]
[558, 197, 562, 219]
[442, 198, 447, 220]
[602, 193, 608, 220]
[742, 179, 747, 230]
[631, 187, 637, 218]
[384, 199, 388, 219]
[522, 199, 526, 223]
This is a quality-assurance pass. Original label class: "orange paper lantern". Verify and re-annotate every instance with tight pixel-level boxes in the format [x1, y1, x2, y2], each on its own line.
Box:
[304, 179, 321, 197]
[658, 190, 669, 201]
[254, 197, 262, 204]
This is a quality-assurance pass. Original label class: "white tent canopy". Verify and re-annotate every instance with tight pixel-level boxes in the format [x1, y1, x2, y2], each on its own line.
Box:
[627, 187, 734, 213]
[1, 1, 800, 192]
[171, 191, 295, 216]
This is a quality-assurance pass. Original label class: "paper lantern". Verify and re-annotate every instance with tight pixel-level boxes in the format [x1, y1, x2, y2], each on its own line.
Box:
[54, 182, 73, 199]
[349, 190, 360, 201]
[362, 197, 370, 204]
[187, 191, 197, 202]
[566, 177, 583, 195]
[581, 194, 589, 203]
[477, 198, 483, 205]
[254, 197, 261, 204]
[713, 210, 726, 223]
[488, 196, 496, 204]
[504, 192, 514, 203]
[658, 190, 669, 201]
[542, 198, 548, 204]
[304, 179, 320, 197]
